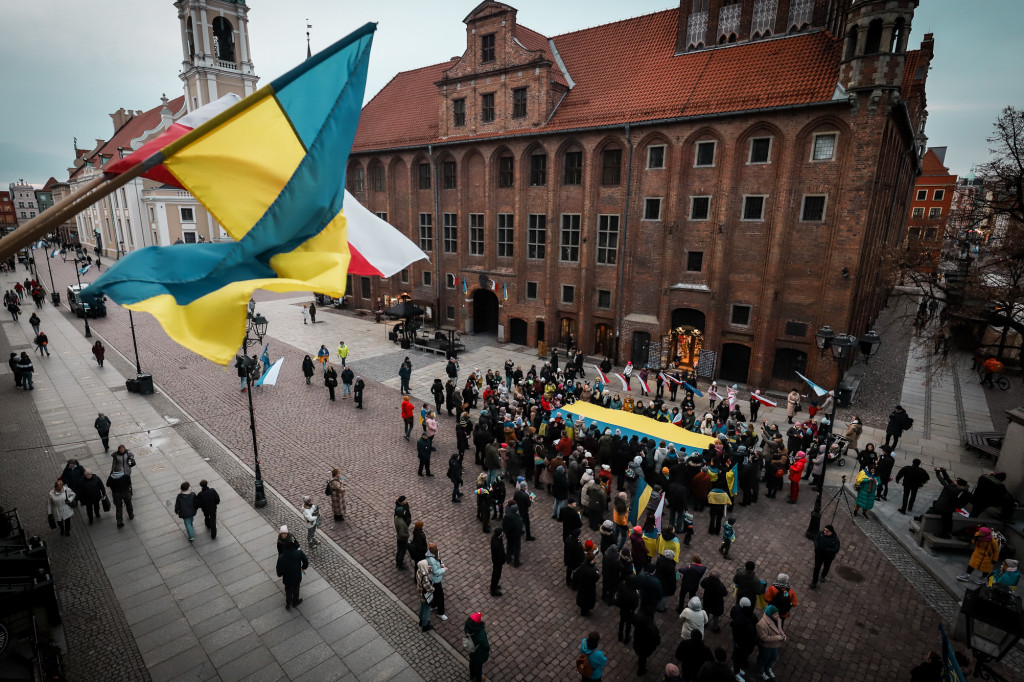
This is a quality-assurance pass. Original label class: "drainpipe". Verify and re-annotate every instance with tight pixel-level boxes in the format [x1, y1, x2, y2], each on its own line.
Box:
[428, 145, 441, 329]
[614, 122, 634, 365]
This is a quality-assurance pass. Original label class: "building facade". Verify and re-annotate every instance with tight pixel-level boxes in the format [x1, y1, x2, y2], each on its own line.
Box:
[9, 180, 39, 226]
[63, 0, 256, 256]
[348, 0, 931, 389]
[0, 191, 16, 234]
[905, 147, 956, 272]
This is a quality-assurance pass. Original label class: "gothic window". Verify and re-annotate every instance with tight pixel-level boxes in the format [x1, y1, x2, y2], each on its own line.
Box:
[890, 18, 906, 53]
[601, 149, 622, 186]
[845, 26, 859, 60]
[563, 149, 583, 185]
[212, 17, 235, 62]
[864, 19, 883, 55]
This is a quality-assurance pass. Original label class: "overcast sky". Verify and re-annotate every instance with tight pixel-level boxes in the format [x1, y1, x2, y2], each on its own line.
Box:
[1, 0, 1020, 187]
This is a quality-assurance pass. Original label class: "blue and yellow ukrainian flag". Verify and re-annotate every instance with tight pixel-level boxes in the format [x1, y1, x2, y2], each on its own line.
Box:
[84, 25, 375, 364]
[628, 478, 653, 527]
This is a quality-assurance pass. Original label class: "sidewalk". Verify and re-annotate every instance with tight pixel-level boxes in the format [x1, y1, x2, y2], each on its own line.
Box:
[0, 275, 430, 682]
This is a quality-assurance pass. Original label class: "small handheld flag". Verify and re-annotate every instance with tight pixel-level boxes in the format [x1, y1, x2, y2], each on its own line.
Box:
[462, 278, 468, 294]
[255, 357, 284, 386]
[654, 493, 665, 533]
[708, 388, 722, 402]
[78, 264, 91, 276]
[593, 364, 610, 385]
[615, 373, 630, 391]
[750, 392, 778, 407]
[628, 478, 652, 527]
[638, 376, 651, 394]
[796, 371, 829, 397]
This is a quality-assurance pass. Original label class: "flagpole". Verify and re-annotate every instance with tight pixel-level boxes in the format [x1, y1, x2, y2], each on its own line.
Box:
[0, 162, 151, 262]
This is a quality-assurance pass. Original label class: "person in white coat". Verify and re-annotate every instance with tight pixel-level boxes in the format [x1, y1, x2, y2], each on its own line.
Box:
[48, 478, 77, 536]
[679, 595, 709, 641]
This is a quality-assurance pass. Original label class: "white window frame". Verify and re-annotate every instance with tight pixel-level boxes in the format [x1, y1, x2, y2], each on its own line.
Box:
[469, 213, 484, 256]
[810, 132, 838, 161]
[689, 196, 712, 221]
[929, 207, 942, 219]
[933, 189, 945, 201]
[560, 213, 581, 263]
[799, 194, 828, 223]
[527, 214, 546, 260]
[916, 189, 927, 201]
[747, 136, 773, 165]
[694, 140, 717, 167]
[647, 144, 666, 170]
[741, 195, 767, 221]
[422, 270, 432, 287]
[596, 214, 620, 265]
[418, 212, 433, 251]
[442, 212, 458, 254]
[374, 211, 388, 222]
[912, 207, 924, 218]
[179, 206, 196, 223]
[643, 197, 663, 221]
[497, 213, 514, 258]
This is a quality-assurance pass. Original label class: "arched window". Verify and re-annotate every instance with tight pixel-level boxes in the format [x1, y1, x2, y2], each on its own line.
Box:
[889, 17, 906, 53]
[186, 17, 196, 58]
[845, 26, 858, 60]
[212, 17, 235, 62]
[864, 19, 883, 55]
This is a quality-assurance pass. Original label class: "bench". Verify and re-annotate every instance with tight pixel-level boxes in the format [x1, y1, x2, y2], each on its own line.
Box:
[965, 431, 1003, 459]
[413, 343, 447, 355]
[910, 514, 1009, 554]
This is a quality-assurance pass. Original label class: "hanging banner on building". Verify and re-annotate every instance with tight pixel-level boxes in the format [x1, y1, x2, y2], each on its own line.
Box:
[696, 349, 717, 379]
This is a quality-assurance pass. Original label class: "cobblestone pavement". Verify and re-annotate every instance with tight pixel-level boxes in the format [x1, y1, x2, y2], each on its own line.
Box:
[32, 256, 1022, 681]
[0, 296, 151, 682]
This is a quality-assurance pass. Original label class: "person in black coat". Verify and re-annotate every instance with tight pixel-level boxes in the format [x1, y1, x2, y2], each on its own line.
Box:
[654, 549, 678, 611]
[490, 528, 506, 596]
[875, 445, 896, 500]
[601, 544, 624, 604]
[617, 577, 640, 644]
[635, 563, 663, 618]
[884, 405, 912, 449]
[431, 378, 445, 415]
[729, 598, 758, 676]
[574, 550, 600, 616]
[920, 468, 971, 538]
[353, 376, 365, 408]
[77, 470, 106, 524]
[196, 479, 221, 539]
[276, 543, 309, 609]
[564, 527, 584, 588]
[697, 647, 734, 682]
[678, 556, 707, 612]
[633, 611, 661, 675]
[446, 453, 464, 503]
[60, 459, 86, 498]
[324, 365, 338, 401]
[301, 355, 315, 384]
[416, 434, 436, 476]
[700, 573, 729, 632]
[810, 525, 841, 588]
[676, 630, 713, 680]
[513, 482, 536, 541]
[895, 458, 930, 514]
[559, 499, 583, 539]
[502, 503, 524, 567]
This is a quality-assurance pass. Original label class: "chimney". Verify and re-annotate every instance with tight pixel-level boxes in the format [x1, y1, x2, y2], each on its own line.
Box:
[110, 107, 134, 132]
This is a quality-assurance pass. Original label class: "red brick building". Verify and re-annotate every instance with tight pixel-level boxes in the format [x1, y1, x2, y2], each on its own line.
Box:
[905, 147, 956, 272]
[348, 0, 931, 389]
[0, 191, 16, 234]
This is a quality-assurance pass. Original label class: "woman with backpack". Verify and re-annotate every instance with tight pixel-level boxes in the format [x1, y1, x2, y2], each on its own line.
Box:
[464, 612, 490, 681]
[762, 573, 798, 629]
[578, 631, 607, 680]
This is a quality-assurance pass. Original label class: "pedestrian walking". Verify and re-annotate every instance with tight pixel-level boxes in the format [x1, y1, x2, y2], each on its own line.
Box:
[60, 458, 86, 498]
[957, 526, 1001, 584]
[578, 631, 607, 681]
[398, 357, 413, 394]
[464, 612, 491, 682]
[337, 340, 349, 367]
[875, 445, 896, 500]
[111, 444, 136, 474]
[447, 453, 464, 503]
[34, 331, 50, 356]
[302, 496, 322, 546]
[431, 378, 445, 414]
[353, 375, 365, 408]
[48, 479, 76, 536]
[755, 606, 787, 678]
[29, 312, 40, 336]
[308, 300, 317, 323]
[196, 480, 221, 539]
[92, 414, 113, 454]
[327, 468, 346, 521]
[425, 542, 448, 621]
[276, 538, 309, 609]
[394, 496, 411, 569]
[316, 344, 330, 370]
[77, 470, 106, 525]
[278, 525, 300, 554]
[896, 458, 931, 514]
[106, 466, 134, 528]
[174, 482, 198, 542]
[92, 340, 106, 367]
[416, 556, 435, 631]
[810, 524, 840, 588]
[301, 355, 315, 384]
[417, 433, 436, 476]
[401, 395, 415, 441]
[884, 405, 913, 449]
[719, 516, 736, 559]
[9, 352, 22, 388]
[489, 528, 505, 596]
[17, 352, 33, 390]
[7, 298, 21, 321]
[324, 363, 338, 401]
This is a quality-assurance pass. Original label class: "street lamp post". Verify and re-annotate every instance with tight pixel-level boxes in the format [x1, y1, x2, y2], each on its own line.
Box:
[805, 328, 881, 539]
[41, 242, 59, 306]
[72, 257, 91, 339]
[959, 585, 1024, 681]
[241, 311, 269, 508]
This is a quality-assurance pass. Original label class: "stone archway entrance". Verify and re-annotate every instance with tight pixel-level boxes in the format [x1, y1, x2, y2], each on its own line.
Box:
[472, 289, 499, 334]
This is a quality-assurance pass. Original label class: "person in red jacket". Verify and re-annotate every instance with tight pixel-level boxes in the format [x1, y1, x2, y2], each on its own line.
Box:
[787, 452, 806, 504]
[401, 396, 415, 441]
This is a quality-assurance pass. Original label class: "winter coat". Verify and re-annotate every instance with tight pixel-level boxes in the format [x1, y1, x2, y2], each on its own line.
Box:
[679, 562, 707, 596]
[174, 491, 198, 519]
[655, 554, 678, 596]
[844, 421, 862, 450]
[464, 617, 491, 666]
[679, 602, 709, 639]
[700, 575, 728, 616]
[814, 530, 841, 558]
[408, 528, 428, 563]
[969, 537, 1001, 574]
[675, 638, 713, 677]
[197, 486, 220, 514]
[733, 568, 761, 603]
[60, 463, 86, 494]
[786, 390, 801, 418]
[564, 532, 585, 570]
[47, 487, 76, 522]
[729, 603, 759, 648]
[756, 613, 786, 648]
[632, 612, 661, 658]
[275, 546, 309, 584]
[302, 357, 315, 378]
[896, 464, 930, 489]
[501, 509, 524, 540]
[787, 458, 806, 482]
[490, 533, 506, 565]
[634, 572, 663, 614]
[77, 475, 106, 504]
[574, 561, 600, 611]
[417, 438, 436, 462]
[329, 477, 346, 517]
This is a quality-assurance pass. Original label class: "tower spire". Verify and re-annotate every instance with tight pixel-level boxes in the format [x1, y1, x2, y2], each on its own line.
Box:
[306, 20, 312, 59]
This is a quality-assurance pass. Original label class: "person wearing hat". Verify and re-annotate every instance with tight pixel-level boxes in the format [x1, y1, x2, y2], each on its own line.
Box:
[763, 574, 798, 629]
[990, 559, 1020, 591]
[575, 541, 600, 616]
[755, 605, 788, 678]
[276, 531, 309, 610]
[957, 527, 1001, 584]
[786, 452, 806, 504]
[464, 611, 490, 681]
[810, 525, 841, 589]
[664, 662, 683, 682]
[730, 596, 759, 676]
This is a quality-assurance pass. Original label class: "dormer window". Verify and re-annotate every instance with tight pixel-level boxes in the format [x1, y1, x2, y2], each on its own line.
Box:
[481, 34, 495, 63]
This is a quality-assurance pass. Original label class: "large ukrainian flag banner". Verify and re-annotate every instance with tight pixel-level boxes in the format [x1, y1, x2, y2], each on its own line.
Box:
[84, 25, 376, 364]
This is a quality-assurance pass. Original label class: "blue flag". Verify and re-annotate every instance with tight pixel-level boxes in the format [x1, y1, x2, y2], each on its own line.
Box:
[939, 625, 965, 682]
[78, 264, 91, 276]
[628, 478, 653, 527]
[50, 249, 59, 259]
[796, 371, 828, 397]
[682, 381, 704, 397]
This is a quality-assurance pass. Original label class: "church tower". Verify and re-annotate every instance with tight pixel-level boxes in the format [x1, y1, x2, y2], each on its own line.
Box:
[175, 0, 259, 112]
